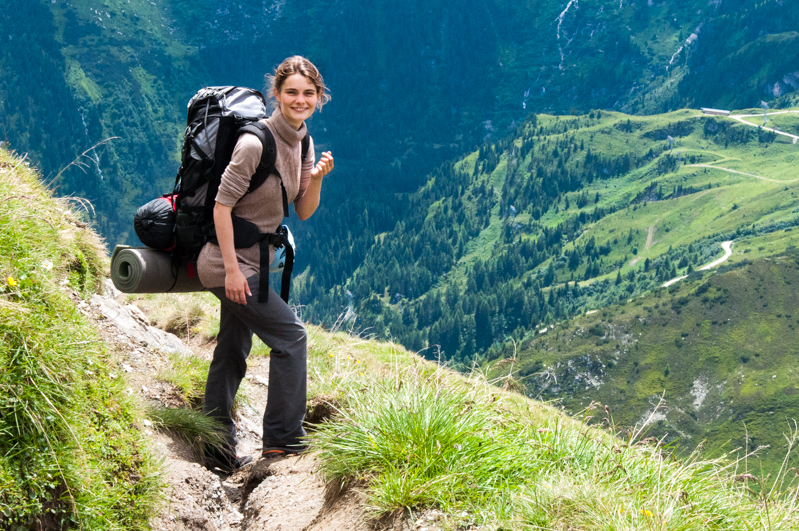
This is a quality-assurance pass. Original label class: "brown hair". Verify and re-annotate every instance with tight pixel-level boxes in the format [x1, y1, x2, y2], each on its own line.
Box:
[265, 56, 329, 111]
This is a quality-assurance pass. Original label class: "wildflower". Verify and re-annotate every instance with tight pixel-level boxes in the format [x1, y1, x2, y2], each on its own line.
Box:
[6, 276, 16, 287]
[41, 260, 53, 271]
[329, 354, 334, 357]
[356, 359, 361, 364]
[640, 509, 653, 517]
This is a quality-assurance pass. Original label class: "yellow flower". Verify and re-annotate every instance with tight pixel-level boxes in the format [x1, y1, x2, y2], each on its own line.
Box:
[329, 354, 334, 358]
[6, 276, 16, 287]
[640, 509, 653, 518]
[356, 360, 361, 364]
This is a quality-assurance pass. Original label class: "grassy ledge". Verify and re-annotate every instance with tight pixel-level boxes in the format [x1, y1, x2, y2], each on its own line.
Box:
[301, 327, 799, 529]
[0, 148, 160, 529]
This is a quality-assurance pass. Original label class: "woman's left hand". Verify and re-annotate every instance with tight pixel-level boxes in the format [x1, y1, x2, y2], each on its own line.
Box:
[311, 151, 334, 181]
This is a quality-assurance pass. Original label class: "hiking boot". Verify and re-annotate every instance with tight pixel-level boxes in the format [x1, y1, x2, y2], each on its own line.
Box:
[261, 443, 308, 459]
[203, 445, 254, 474]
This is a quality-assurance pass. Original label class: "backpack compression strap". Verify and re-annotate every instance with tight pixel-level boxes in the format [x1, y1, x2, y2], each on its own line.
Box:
[257, 229, 294, 304]
[239, 123, 311, 219]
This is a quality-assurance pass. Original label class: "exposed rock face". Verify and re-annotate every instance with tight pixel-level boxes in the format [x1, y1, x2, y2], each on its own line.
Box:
[91, 283, 187, 354]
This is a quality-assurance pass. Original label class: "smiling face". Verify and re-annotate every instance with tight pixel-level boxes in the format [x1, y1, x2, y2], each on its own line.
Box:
[274, 73, 320, 130]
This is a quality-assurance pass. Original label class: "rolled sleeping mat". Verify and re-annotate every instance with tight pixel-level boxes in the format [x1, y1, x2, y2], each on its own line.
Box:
[111, 246, 206, 293]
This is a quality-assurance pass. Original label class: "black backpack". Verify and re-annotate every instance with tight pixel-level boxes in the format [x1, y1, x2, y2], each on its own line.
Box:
[134, 86, 308, 303]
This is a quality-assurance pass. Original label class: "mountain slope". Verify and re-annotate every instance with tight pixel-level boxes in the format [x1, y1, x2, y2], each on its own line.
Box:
[0, 146, 160, 528]
[303, 107, 799, 363]
[4, 1, 799, 257]
[5, 140, 799, 529]
[505, 252, 799, 477]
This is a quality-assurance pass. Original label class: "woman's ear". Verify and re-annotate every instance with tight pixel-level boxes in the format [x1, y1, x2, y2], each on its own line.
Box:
[273, 87, 280, 102]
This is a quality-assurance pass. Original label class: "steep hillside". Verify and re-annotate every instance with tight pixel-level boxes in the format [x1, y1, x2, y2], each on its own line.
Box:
[0, 148, 160, 528]
[500, 252, 799, 478]
[303, 107, 799, 364]
[4, 0, 799, 280]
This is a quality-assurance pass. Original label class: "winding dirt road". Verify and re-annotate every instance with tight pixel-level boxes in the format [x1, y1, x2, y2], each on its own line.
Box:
[686, 164, 797, 183]
[699, 240, 734, 270]
[729, 110, 799, 145]
[660, 241, 734, 287]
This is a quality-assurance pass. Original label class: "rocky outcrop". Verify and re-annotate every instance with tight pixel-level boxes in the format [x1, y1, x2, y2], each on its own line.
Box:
[89, 281, 187, 354]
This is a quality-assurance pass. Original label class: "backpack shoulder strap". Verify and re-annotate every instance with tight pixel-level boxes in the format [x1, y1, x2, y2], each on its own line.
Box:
[301, 132, 310, 162]
[238, 122, 277, 187]
[238, 121, 289, 218]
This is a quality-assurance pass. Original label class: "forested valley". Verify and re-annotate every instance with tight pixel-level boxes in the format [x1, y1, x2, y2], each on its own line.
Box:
[296, 109, 799, 365]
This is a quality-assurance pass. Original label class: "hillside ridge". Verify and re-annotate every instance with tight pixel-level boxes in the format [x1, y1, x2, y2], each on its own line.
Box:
[508, 250, 799, 477]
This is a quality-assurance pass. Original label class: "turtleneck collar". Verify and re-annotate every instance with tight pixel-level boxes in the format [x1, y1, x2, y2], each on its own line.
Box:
[269, 107, 307, 146]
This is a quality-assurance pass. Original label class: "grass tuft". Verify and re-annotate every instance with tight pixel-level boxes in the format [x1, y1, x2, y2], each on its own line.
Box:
[146, 405, 226, 451]
[158, 351, 212, 407]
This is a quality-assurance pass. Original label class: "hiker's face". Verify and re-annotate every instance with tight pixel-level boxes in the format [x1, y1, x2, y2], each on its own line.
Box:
[275, 74, 319, 129]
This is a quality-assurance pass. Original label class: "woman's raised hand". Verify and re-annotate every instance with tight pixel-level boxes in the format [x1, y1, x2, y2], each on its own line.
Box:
[311, 151, 334, 181]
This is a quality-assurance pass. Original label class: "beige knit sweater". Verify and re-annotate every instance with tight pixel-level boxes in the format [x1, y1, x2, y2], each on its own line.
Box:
[197, 108, 315, 288]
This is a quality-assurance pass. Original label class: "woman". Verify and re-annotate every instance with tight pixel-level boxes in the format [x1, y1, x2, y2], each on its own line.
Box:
[197, 56, 333, 472]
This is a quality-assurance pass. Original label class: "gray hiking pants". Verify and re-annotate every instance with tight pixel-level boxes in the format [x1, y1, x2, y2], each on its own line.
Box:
[203, 275, 307, 451]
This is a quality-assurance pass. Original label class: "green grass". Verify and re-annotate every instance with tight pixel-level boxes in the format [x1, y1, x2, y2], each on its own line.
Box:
[0, 149, 160, 529]
[443, 108, 799, 292]
[146, 406, 225, 452]
[309, 331, 799, 529]
[158, 351, 212, 407]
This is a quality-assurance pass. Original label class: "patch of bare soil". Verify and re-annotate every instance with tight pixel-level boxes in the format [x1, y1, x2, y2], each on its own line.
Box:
[80, 284, 422, 531]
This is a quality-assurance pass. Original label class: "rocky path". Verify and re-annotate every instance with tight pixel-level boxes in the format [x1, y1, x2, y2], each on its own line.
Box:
[79, 283, 425, 531]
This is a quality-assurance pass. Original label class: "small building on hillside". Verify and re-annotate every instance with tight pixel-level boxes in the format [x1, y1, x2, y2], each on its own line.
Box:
[701, 108, 731, 116]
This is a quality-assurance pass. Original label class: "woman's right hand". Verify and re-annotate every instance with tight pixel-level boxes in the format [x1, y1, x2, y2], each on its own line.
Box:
[225, 268, 252, 305]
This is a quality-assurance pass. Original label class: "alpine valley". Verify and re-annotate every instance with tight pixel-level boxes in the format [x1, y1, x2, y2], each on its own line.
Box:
[5, 0, 799, 475]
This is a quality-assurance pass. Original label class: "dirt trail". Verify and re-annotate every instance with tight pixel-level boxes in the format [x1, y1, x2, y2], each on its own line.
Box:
[700, 240, 734, 271]
[660, 241, 734, 288]
[687, 163, 797, 183]
[729, 110, 799, 144]
[661, 275, 687, 288]
[644, 224, 657, 250]
[82, 284, 424, 531]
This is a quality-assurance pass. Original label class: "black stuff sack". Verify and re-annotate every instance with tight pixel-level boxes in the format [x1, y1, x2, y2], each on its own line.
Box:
[133, 195, 176, 251]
